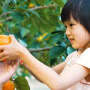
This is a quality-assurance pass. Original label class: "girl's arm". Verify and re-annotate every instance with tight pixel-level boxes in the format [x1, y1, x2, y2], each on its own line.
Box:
[52, 62, 66, 74]
[23, 62, 66, 82]
[20, 48, 90, 90]
[23, 63, 43, 82]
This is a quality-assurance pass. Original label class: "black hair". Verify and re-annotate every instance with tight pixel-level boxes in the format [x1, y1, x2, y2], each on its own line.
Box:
[61, 0, 90, 33]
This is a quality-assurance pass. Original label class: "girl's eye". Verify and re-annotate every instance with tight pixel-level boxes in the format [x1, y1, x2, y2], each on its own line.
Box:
[70, 24, 74, 27]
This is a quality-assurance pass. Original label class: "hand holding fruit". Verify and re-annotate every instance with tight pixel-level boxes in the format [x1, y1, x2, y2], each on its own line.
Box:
[0, 35, 20, 88]
[0, 59, 19, 89]
[0, 35, 26, 62]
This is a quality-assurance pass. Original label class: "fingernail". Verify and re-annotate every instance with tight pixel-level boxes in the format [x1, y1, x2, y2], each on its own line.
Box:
[4, 60, 6, 63]
[20, 60, 24, 64]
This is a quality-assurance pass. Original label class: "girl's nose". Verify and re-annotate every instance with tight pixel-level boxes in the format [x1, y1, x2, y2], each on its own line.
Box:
[65, 28, 71, 36]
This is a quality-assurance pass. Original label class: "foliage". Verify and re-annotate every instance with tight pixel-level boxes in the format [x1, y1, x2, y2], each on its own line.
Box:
[14, 76, 30, 90]
[0, 0, 75, 79]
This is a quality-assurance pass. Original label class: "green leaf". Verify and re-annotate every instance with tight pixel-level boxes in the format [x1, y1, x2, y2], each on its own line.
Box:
[0, 0, 5, 3]
[59, 42, 66, 48]
[50, 58, 57, 66]
[18, 39, 27, 47]
[52, 0, 64, 7]
[5, 0, 12, 4]
[49, 46, 66, 59]
[36, 0, 46, 6]
[67, 47, 75, 55]
[14, 76, 30, 90]
[62, 0, 67, 3]
[51, 31, 65, 34]
[11, 11, 25, 22]
[20, 28, 30, 37]
[0, 5, 2, 14]
[11, 0, 18, 4]
[25, 12, 30, 18]
[42, 33, 52, 40]
[19, 0, 28, 4]
[51, 33, 64, 43]
[30, 26, 38, 36]
[27, 9, 40, 18]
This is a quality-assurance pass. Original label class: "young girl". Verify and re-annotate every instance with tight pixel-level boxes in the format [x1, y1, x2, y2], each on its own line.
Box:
[0, 0, 90, 89]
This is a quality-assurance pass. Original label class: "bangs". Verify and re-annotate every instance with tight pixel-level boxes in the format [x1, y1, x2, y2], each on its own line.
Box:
[61, 0, 82, 23]
[61, 0, 90, 33]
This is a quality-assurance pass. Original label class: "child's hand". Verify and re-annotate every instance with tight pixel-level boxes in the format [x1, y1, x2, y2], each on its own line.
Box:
[0, 35, 25, 62]
[0, 59, 19, 86]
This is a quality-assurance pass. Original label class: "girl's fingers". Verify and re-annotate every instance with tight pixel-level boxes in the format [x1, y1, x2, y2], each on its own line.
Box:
[9, 35, 17, 43]
[0, 52, 5, 60]
[0, 46, 6, 51]
[8, 59, 20, 67]
[0, 56, 8, 62]
[9, 60, 19, 75]
[13, 59, 20, 68]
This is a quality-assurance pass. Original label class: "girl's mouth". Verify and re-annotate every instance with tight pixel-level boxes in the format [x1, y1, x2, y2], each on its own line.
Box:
[69, 38, 74, 43]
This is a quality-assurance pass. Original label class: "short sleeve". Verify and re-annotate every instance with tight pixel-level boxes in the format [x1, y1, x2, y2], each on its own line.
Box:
[75, 48, 90, 68]
[65, 51, 77, 63]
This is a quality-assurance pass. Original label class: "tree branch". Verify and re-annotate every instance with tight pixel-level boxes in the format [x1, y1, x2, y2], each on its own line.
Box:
[0, 16, 12, 23]
[5, 25, 9, 33]
[30, 4, 55, 11]
[0, 4, 54, 18]
[0, 9, 16, 17]
[29, 47, 52, 52]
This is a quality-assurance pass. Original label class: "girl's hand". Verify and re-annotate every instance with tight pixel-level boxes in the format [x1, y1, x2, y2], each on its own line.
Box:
[0, 59, 19, 88]
[0, 35, 25, 62]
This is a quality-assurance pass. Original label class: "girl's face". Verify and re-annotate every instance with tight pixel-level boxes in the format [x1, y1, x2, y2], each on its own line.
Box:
[64, 16, 90, 49]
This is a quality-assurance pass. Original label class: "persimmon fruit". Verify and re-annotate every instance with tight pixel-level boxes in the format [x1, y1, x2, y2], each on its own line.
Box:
[0, 35, 11, 53]
[2, 80, 15, 90]
[0, 35, 11, 62]
[0, 35, 11, 46]
[29, 3, 35, 8]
